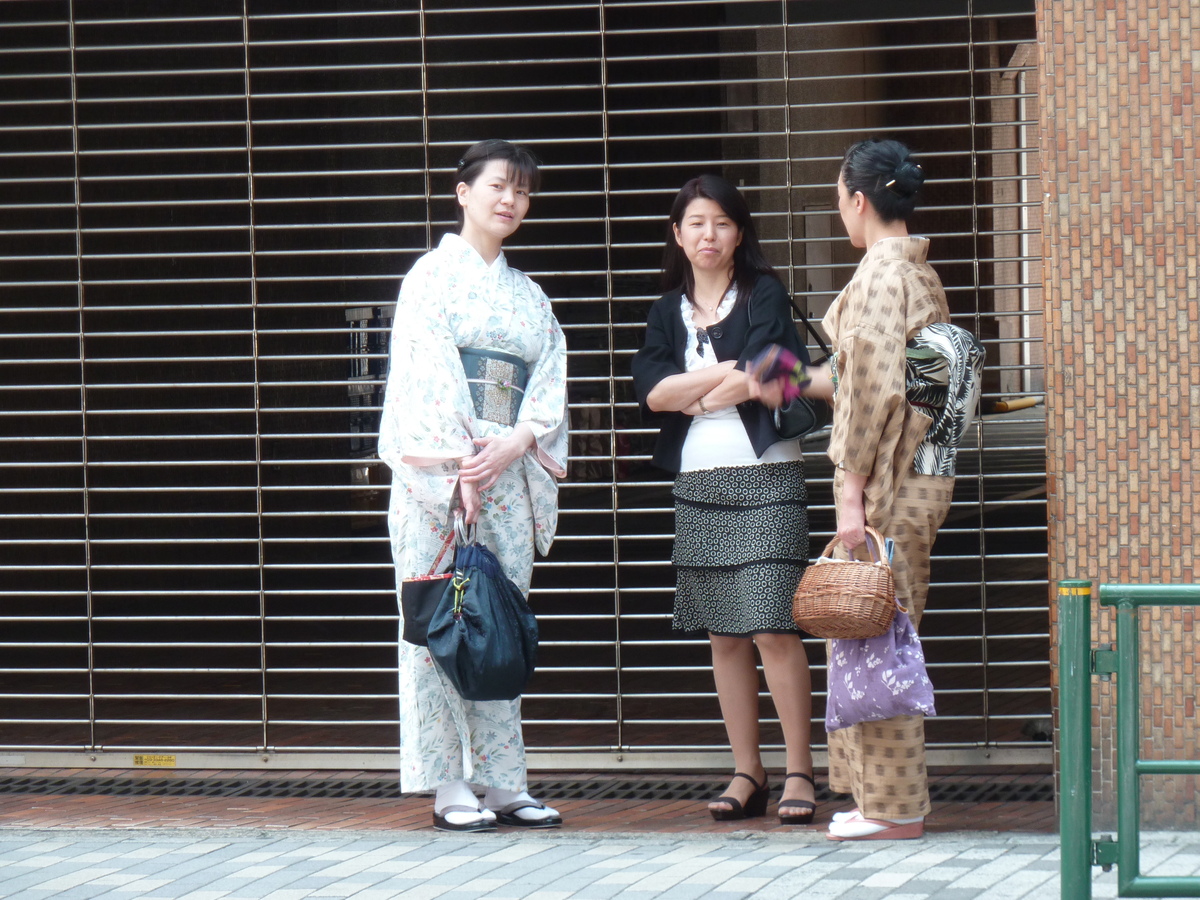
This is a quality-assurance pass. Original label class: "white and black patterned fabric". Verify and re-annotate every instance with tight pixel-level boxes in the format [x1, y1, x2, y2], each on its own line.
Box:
[905, 322, 985, 477]
[671, 460, 808, 635]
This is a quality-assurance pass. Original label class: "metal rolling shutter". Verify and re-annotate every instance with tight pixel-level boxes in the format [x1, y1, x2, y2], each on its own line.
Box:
[0, 0, 1046, 769]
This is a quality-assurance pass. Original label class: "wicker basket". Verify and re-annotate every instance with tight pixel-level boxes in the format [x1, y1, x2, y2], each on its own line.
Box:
[792, 526, 896, 639]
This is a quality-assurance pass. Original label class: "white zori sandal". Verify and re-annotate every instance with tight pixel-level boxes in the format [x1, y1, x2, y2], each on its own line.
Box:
[484, 787, 563, 828]
[826, 812, 924, 841]
[432, 780, 496, 833]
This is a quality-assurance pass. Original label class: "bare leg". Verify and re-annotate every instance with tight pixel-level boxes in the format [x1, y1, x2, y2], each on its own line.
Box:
[756, 632, 815, 807]
[709, 633, 767, 813]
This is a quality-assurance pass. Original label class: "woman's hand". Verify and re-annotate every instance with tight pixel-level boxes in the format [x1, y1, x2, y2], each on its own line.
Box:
[460, 484, 482, 525]
[836, 504, 866, 552]
[745, 373, 785, 409]
[459, 424, 536, 491]
[836, 470, 869, 552]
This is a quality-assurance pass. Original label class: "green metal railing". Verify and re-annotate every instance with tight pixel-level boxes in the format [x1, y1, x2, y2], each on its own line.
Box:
[1059, 580, 1200, 899]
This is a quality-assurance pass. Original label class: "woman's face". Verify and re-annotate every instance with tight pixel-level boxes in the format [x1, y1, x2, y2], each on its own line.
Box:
[837, 174, 867, 249]
[457, 159, 531, 245]
[673, 197, 742, 278]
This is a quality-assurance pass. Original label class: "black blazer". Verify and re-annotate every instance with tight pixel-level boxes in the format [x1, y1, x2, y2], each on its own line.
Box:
[631, 273, 811, 473]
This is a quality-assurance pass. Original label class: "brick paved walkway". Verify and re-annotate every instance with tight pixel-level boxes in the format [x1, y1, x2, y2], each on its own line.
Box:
[2, 827, 1199, 899]
[2, 767, 1197, 899]
[0, 767, 1055, 836]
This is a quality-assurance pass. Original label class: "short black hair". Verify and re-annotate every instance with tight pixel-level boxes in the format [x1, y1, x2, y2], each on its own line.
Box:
[840, 139, 926, 224]
[454, 140, 541, 227]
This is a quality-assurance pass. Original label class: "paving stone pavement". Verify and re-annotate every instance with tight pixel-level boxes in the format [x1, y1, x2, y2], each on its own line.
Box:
[1, 828, 1199, 900]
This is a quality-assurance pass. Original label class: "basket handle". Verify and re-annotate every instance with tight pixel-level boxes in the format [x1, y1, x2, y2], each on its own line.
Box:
[820, 524, 890, 565]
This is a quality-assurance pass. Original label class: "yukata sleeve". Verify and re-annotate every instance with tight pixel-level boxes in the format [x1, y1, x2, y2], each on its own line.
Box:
[517, 285, 568, 480]
[377, 259, 477, 471]
[828, 269, 909, 478]
[515, 284, 568, 556]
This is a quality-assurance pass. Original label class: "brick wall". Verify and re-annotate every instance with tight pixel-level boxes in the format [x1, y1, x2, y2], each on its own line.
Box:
[1038, 0, 1198, 827]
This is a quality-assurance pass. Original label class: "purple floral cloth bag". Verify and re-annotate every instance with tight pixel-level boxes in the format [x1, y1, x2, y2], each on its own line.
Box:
[824, 601, 936, 732]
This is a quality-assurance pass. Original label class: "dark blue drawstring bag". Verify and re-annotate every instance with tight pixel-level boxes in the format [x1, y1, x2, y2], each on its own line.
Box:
[426, 542, 539, 702]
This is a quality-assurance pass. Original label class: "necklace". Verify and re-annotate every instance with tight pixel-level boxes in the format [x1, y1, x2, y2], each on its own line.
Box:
[693, 279, 733, 317]
[692, 292, 726, 317]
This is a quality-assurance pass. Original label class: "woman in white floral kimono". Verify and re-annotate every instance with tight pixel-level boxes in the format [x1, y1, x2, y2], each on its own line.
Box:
[377, 140, 568, 833]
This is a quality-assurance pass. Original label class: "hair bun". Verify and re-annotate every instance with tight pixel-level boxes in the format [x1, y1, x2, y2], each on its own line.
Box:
[886, 160, 924, 198]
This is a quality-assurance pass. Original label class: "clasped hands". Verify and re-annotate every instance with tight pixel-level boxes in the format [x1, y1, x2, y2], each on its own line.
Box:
[456, 424, 536, 524]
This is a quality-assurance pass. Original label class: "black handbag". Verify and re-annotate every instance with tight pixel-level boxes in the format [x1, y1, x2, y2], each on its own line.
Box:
[750, 295, 832, 440]
[774, 391, 830, 441]
[784, 314, 833, 438]
[399, 522, 458, 647]
[426, 539, 539, 702]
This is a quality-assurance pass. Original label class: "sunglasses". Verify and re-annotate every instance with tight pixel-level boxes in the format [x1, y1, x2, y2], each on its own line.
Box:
[695, 326, 711, 356]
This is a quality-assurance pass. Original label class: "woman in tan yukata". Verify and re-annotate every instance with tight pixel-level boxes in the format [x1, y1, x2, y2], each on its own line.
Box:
[746, 140, 951, 839]
[820, 139, 953, 841]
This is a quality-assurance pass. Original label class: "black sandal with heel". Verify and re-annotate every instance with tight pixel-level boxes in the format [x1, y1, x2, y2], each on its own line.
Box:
[778, 772, 817, 825]
[709, 771, 770, 821]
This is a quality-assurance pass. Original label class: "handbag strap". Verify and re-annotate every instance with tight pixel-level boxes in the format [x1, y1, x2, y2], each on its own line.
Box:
[427, 508, 477, 578]
[424, 528, 456, 577]
[745, 286, 832, 364]
[434, 484, 476, 576]
[787, 295, 832, 363]
[453, 510, 476, 547]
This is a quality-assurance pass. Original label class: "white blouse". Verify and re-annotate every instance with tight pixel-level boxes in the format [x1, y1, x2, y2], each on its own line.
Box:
[678, 291, 802, 473]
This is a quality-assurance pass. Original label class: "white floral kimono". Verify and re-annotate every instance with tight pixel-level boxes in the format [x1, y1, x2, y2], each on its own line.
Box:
[377, 233, 568, 793]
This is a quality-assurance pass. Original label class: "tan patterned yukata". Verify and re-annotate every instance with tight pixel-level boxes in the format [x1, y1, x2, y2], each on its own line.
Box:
[822, 236, 954, 820]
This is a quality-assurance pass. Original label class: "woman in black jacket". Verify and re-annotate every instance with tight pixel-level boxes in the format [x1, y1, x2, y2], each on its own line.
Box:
[631, 175, 824, 825]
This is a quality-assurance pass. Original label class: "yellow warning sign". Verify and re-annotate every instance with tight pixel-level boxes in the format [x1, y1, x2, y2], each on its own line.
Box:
[132, 754, 177, 767]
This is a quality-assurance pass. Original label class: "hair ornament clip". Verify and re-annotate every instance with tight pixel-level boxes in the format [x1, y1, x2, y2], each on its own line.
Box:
[885, 179, 897, 189]
[457, 158, 466, 168]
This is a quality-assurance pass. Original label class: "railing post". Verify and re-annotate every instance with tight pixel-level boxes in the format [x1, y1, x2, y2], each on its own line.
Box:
[1059, 579, 1094, 900]
[1112, 593, 1141, 897]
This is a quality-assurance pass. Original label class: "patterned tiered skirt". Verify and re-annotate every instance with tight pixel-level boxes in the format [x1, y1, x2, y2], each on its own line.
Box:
[671, 460, 808, 636]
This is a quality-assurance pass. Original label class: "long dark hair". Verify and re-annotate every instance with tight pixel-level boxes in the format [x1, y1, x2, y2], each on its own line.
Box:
[661, 174, 774, 309]
[840, 139, 926, 224]
[454, 139, 542, 227]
